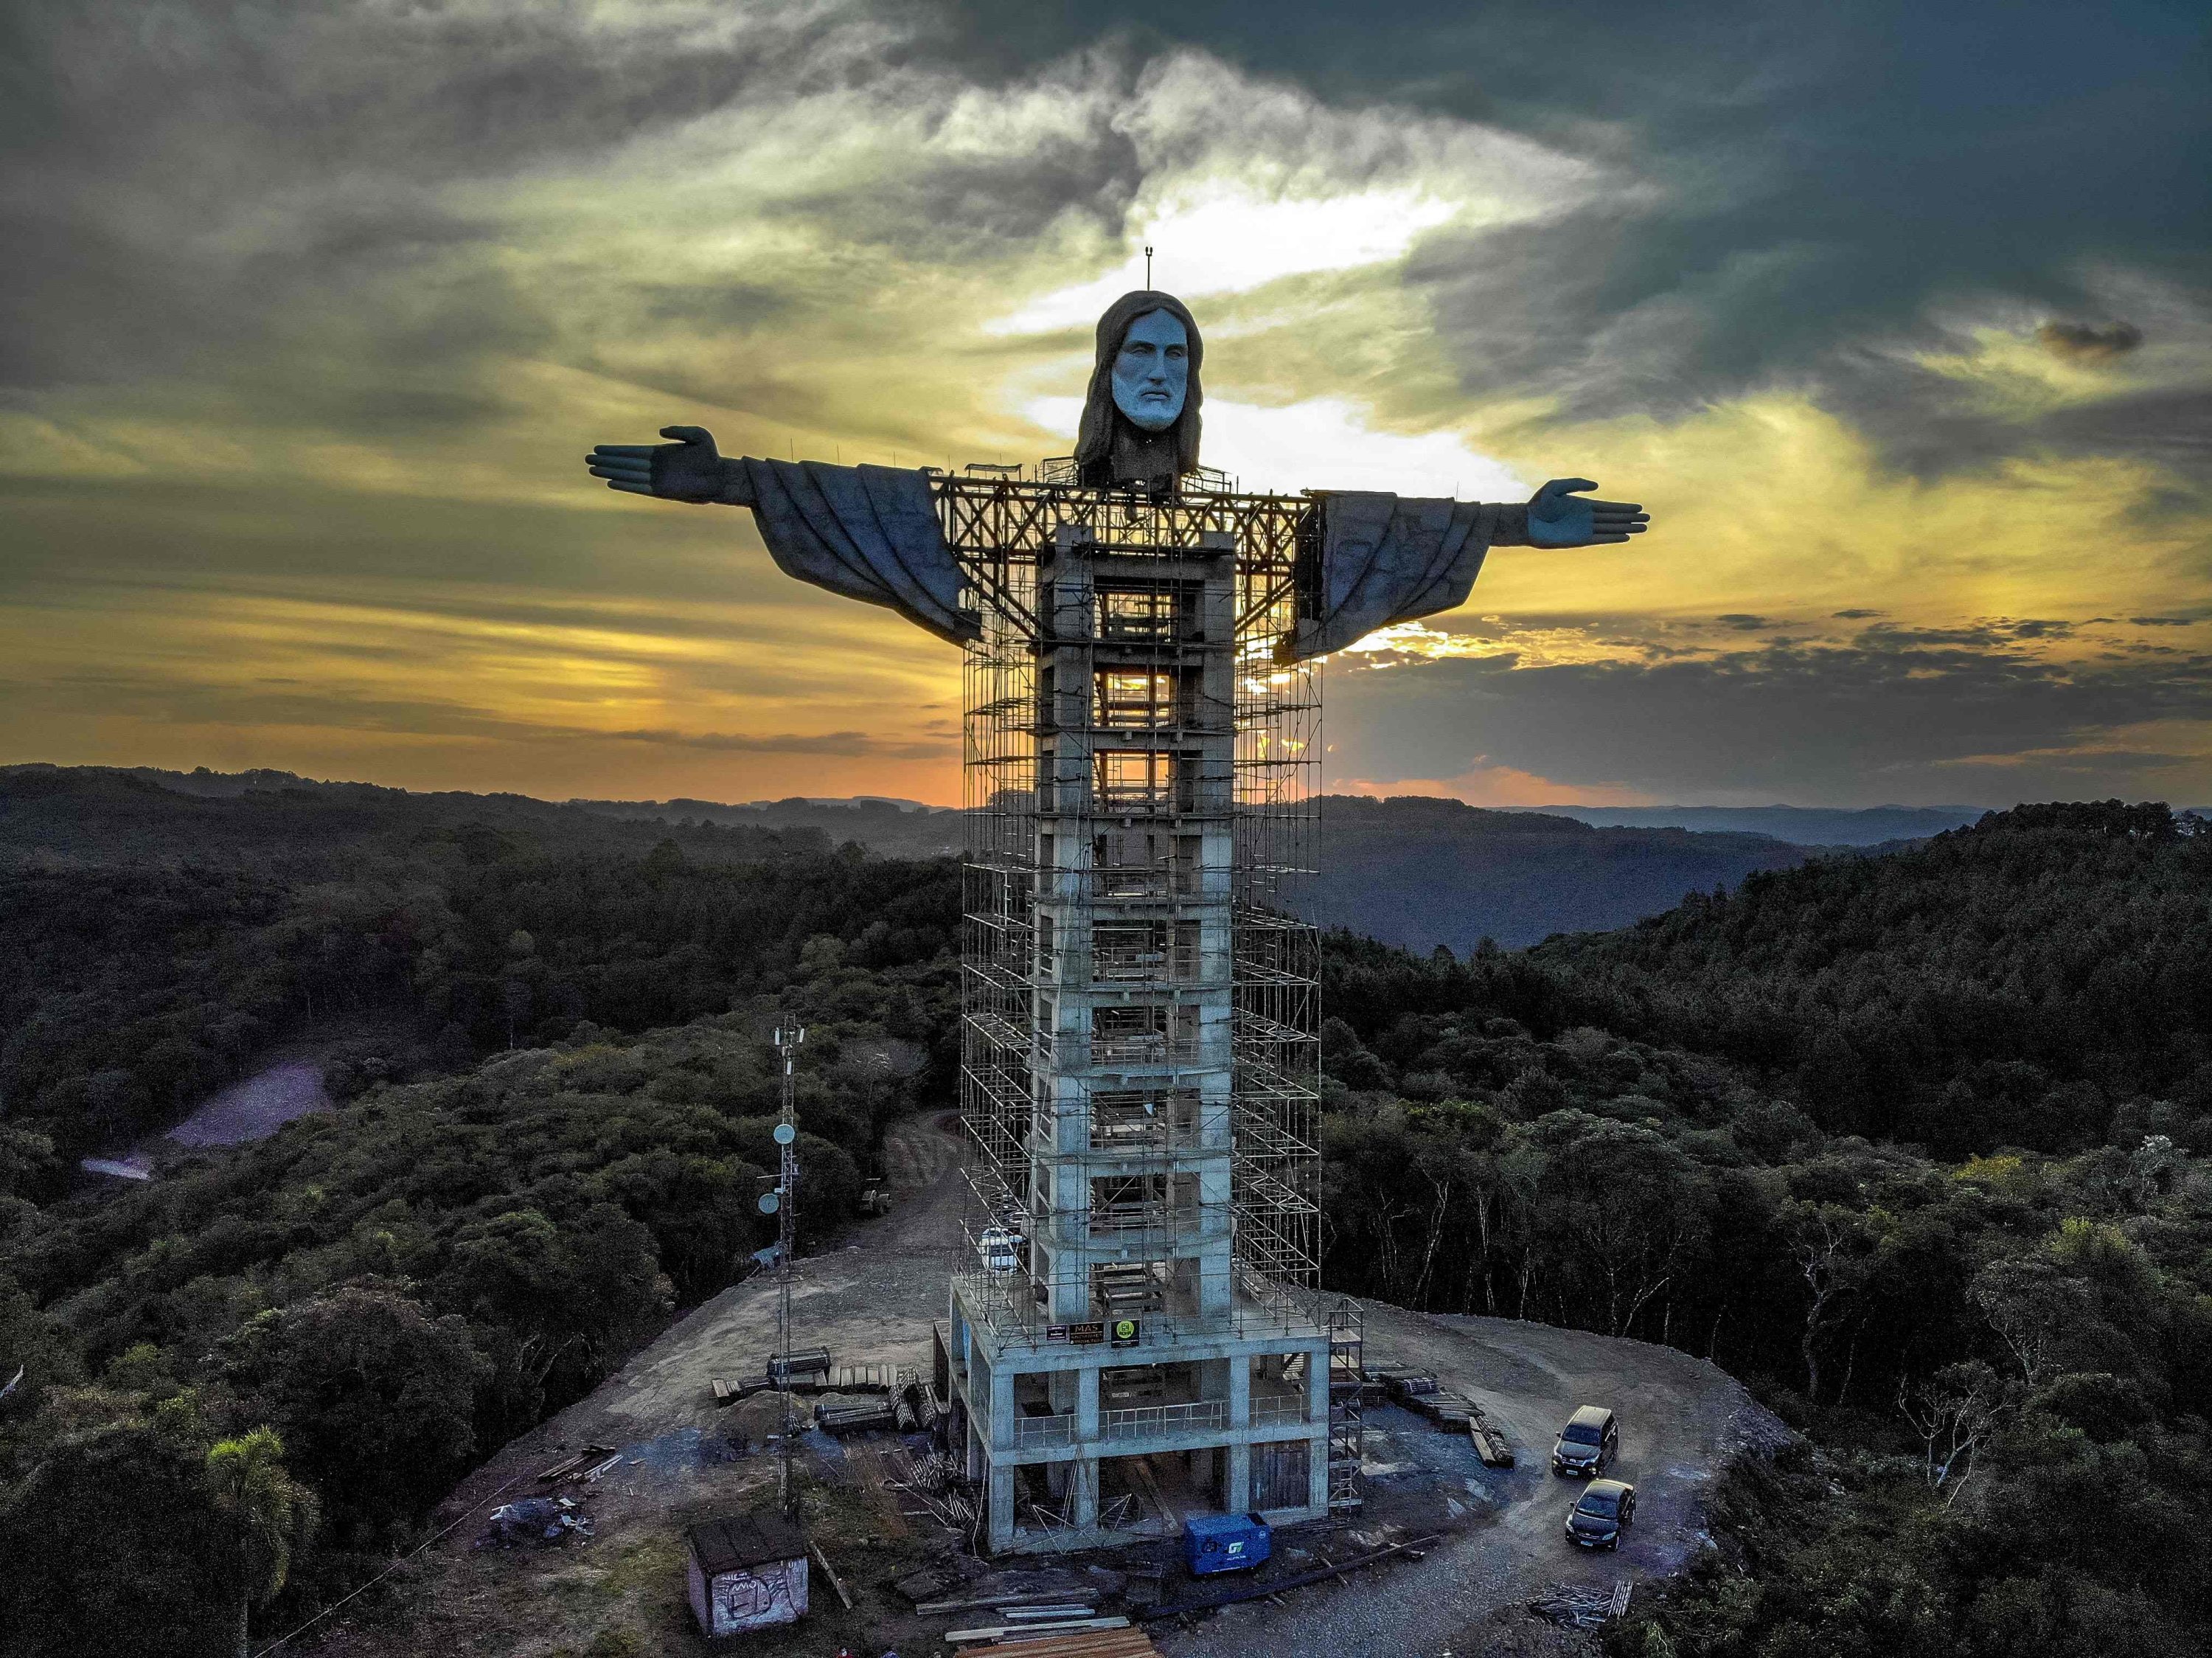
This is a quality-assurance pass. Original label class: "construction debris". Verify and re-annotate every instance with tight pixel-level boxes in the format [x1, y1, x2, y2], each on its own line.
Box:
[914, 1589, 1102, 1617]
[533, 1446, 618, 1485]
[477, 1496, 593, 1548]
[807, 1539, 854, 1611]
[883, 1446, 978, 1533]
[1526, 1579, 1632, 1628]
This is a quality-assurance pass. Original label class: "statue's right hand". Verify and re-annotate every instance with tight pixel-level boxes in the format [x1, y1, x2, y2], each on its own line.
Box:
[585, 425, 729, 502]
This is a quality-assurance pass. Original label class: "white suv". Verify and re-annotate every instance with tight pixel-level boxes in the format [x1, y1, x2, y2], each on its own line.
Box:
[976, 1227, 1022, 1274]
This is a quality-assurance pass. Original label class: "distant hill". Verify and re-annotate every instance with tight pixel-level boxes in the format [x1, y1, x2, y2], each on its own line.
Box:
[571, 791, 964, 859]
[0, 764, 828, 870]
[1534, 802, 1986, 845]
[10, 768, 1868, 950]
[1312, 794, 1823, 950]
[577, 788, 1846, 948]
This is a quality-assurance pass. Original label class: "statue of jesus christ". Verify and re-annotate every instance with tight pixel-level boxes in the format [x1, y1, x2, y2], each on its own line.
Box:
[585, 291, 1649, 657]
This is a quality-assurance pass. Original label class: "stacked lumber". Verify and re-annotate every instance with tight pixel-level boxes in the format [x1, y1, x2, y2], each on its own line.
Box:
[816, 1398, 899, 1435]
[533, 1446, 619, 1485]
[1467, 1401, 1515, 1467]
[951, 1623, 1158, 1655]
[1371, 1365, 1434, 1404]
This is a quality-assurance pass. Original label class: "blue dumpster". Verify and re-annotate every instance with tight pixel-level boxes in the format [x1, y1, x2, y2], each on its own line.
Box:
[1184, 1511, 1271, 1575]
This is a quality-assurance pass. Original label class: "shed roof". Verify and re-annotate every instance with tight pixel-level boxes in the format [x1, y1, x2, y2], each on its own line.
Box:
[686, 1511, 807, 1575]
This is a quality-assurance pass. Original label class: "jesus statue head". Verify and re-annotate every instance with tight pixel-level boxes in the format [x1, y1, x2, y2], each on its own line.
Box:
[1074, 290, 1205, 494]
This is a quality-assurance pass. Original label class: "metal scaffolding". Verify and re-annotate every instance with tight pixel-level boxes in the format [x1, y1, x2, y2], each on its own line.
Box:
[950, 462, 1323, 1345]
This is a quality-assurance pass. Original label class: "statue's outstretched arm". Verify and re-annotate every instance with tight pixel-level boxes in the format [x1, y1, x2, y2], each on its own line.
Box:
[1524, 477, 1649, 547]
[585, 426, 756, 506]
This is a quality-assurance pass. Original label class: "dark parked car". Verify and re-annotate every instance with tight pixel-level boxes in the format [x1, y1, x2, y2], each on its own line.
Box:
[1564, 1478, 1636, 1549]
[1551, 1404, 1618, 1476]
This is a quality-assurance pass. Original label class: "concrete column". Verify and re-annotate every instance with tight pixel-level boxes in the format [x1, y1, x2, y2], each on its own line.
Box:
[1307, 1340, 1332, 1513]
[988, 1461, 1017, 1553]
[990, 1356, 1015, 1454]
[1077, 1364, 1100, 1439]
[1222, 1353, 1253, 1511]
[1071, 1456, 1099, 1529]
[1226, 1442, 1251, 1512]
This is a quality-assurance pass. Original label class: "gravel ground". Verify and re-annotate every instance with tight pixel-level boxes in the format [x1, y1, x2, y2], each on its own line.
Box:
[1154, 1304, 1792, 1658]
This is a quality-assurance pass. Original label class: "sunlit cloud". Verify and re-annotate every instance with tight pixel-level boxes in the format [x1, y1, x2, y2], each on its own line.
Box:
[1020, 393, 1526, 497]
[990, 184, 1460, 335]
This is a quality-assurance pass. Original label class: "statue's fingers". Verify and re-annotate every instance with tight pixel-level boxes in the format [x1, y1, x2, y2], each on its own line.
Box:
[1542, 476, 1600, 496]
[1586, 499, 1642, 514]
[588, 461, 652, 482]
[658, 424, 714, 445]
[592, 444, 660, 459]
[608, 479, 655, 495]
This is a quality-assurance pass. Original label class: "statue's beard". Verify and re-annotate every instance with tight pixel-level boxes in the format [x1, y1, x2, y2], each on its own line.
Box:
[1116, 391, 1181, 432]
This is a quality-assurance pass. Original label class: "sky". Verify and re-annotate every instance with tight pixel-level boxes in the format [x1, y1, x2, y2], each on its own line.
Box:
[2, 0, 2208, 810]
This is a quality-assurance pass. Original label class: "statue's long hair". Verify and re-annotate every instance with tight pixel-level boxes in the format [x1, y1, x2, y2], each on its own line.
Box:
[1073, 290, 1204, 480]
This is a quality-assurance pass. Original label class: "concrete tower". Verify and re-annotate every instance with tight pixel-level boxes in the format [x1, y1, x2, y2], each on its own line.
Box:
[942, 491, 1345, 1555]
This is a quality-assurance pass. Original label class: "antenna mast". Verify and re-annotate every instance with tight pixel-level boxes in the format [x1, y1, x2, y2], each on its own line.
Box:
[1144, 243, 1154, 288]
[772, 1021, 804, 1516]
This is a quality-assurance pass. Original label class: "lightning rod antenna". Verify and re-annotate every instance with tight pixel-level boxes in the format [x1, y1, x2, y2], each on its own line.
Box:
[771, 1020, 805, 1516]
[1144, 244, 1154, 288]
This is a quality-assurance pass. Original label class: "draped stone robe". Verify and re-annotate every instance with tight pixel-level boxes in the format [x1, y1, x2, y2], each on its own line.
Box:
[717, 457, 1529, 662]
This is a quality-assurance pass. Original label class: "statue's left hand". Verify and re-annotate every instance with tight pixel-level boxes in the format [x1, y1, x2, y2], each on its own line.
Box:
[1527, 478, 1649, 547]
[585, 426, 734, 503]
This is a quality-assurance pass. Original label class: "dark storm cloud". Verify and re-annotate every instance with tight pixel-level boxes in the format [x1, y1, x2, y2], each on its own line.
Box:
[1326, 639, 2212, 802]
[1811, 330, 2212, 485]
[2039, 321, 2146, 361]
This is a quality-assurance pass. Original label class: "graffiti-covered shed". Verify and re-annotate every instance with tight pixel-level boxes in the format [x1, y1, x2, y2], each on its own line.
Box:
[684, 1510, 809, 1638]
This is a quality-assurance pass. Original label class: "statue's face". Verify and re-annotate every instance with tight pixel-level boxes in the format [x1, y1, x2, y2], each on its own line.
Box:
[1111, 308, 1189, 432]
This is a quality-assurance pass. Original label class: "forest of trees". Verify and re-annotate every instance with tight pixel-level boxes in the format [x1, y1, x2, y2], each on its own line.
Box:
[1315, 801, 2212, 1657]
[1, 770, 2207, 1656]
